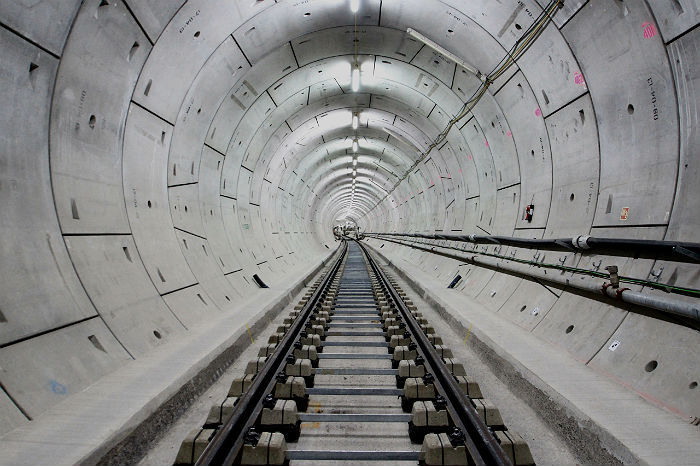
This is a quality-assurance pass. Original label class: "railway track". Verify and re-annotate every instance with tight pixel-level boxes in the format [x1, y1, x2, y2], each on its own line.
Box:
[174, 241, 534, 466]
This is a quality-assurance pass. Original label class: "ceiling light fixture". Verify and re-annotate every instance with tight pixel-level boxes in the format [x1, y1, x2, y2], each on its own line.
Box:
[351, 65, 360, 92]
[406, 28, 484, 81]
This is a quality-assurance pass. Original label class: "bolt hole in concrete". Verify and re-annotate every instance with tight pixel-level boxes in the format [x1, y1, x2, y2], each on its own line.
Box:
[645, 360, 658, 372]
[565, 325, 574, 334]
[690, 382, 698, 390]
[153, 330, 162, 339]
[627, 104, 635, 114]
[193, 31, 200, 38]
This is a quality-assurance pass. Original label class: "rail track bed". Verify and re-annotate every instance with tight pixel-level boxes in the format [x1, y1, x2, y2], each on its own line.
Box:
[174, 241, 534, 466]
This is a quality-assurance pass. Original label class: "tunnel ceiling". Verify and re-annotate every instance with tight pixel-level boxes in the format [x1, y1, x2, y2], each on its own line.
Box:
[2, 0, 699, 438]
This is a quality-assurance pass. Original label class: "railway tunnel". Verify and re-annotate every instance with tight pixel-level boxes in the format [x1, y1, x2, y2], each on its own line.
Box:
[1, 0, 699, 464]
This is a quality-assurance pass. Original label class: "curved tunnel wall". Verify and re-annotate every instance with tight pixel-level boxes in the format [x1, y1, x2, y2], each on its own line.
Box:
[0, 0, 698, 437]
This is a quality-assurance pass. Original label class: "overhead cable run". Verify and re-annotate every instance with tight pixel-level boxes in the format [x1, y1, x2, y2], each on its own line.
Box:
[362, 0, 564, 217]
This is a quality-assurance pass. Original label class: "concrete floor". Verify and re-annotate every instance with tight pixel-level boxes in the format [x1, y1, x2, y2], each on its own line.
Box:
[138, 260, 583, 465]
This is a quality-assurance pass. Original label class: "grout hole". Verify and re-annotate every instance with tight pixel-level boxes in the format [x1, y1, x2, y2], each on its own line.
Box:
[89, 115, 96, 129]
[570, 193, 575, 201]
[128, 41, 139, 61]
[144, 79, 152, 96]
[29, 62, 39, 73]
[147, 200, 152, 208]
[0, 308, 7, 323]
[153, 330, 162, 339]
[71, 198, 80, 220]
[157, 268, 166, 283]
[690, 381, 698, 389]
[519, 305, 527, 313]
[193, 31, 200, 38]
[197, 293, 207, 305]
[627, 104, 635, 114]
[88, 335, 107, 352]
[122, 246, 132, 262]
[645, 360, 658, 372]
[565, 325, 574, 334]
[515, 24, 522, 30]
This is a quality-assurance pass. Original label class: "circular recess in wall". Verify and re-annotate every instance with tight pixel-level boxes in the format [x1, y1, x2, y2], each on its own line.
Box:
[147, 200, 152, 208]
[690, 381, 698, 389]
[566, 325, 574, 334]
[570, 193, 575, 201]
[645, 360, 658, 372]
[193, 31, 200, 38]
[153, 330, 162, 339]
[627, 104, 635, 114]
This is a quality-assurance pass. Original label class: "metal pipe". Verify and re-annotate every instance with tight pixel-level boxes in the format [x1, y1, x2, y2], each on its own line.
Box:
[367, 236, 700, 324]
[364, 232, 700, 264]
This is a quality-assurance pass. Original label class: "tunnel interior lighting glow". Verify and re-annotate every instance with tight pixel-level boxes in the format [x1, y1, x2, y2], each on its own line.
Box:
[352, 139, 359, 152]
[352, 113, 359, 130]
[353, 158, 357, 166]
[350, 0, 360, 14]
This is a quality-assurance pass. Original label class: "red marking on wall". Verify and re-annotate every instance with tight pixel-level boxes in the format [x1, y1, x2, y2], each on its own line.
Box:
[535, 108, 542, 117]
[642, 22, 657, 39]
[506, 130, 512, 137]
[459, 168, 462, 173]
[574, 71, 585, 86]
[485, 140, 489, 148]
[620, 207, 630, 221]
[468, 154, 472, 160]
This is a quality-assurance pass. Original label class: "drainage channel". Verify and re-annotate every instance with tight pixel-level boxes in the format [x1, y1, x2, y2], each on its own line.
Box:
[174, 240, 535, 465]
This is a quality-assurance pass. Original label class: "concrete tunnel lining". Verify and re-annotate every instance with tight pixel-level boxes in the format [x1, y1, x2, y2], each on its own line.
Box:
[0, 0, 699, 464]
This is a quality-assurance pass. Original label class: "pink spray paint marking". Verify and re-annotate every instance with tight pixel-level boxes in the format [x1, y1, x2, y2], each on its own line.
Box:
[468, 154, 472, 160]
[574, 71, 586, 86]
[506, 130, 512, 137]
[642, 22, 657, 39]
[535, 108, 542, 117]
[485, 140, 490, 148]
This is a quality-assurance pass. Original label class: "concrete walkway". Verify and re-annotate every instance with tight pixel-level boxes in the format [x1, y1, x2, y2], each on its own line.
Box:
[0, 257, 330, 466]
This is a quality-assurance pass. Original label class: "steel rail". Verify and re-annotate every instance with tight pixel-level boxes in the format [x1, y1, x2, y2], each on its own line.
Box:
[357, 241, 512, 466]
[195, 242, 348, 466]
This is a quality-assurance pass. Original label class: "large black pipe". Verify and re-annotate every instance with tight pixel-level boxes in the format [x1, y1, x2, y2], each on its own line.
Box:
[364, 233, 700, 263]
